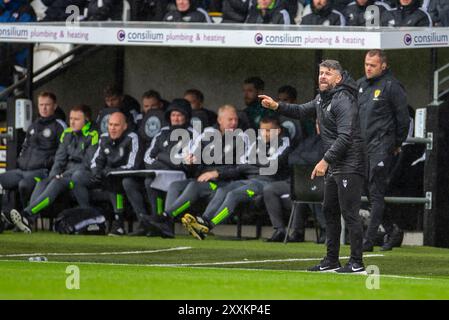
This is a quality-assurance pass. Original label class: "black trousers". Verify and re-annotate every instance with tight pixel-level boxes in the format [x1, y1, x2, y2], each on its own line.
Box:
[122, 176, 165, 221]
[323, 172, 364, 264]
[0, 168, 48, 213]
[365, 154, 395, 242]
[202, 179, 264, 227]
[24, 169, 91, 216]
[164, 179, 227, 219]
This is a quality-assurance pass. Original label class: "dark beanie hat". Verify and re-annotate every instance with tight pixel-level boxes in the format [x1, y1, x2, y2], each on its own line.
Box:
[165, 98, 192, 123]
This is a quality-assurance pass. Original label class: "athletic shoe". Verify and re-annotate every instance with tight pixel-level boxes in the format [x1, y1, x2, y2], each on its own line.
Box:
[108, 220, 125, 236]
[288, 232, 305, 243]
[307, 257, 341, 272]
[147, 214, 175, 239]
[265, 229, 286, 242]
[128, 222, 149, 237]
[1, 211, 13, 225]
[10, 209, 32, 234]
[381, 224, 404, 251]
[336, 261, 367, 275]
[181, 213, 209, 240]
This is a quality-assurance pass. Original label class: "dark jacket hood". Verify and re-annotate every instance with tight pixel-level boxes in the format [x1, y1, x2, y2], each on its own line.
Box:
[165, 98, 192, 127]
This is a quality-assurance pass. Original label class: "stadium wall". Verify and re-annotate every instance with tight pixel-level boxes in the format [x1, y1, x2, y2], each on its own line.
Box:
[38, 46, 449, 115]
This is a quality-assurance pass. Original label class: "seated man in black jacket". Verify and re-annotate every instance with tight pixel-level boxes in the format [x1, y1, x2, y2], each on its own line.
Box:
[222, 0, 251, 23]
[41, 0, 87, 21]
[86, 0, 123, 21]
[122, 99, 195, 236]
[95, 84, 141, 134]
[147, 104, 251, 238]
[344, 0, 392, 26]
[301, 0, 346, 25]
[384, 0, 432, 27]
[0, 92, 66, 228]
[182, 116, 292, 240]
[163, 0, 212, 22]
[9, 105, 98, 233]
[89, 112, 140, 236]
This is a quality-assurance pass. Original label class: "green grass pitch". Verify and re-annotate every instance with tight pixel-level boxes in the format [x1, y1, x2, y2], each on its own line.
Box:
[1, 231, 449, 299]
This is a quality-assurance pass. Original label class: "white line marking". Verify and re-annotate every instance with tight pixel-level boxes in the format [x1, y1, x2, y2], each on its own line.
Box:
[0, 258, 432, 281]
[0, 246, 192, 257]
[147, 254, 386, 267]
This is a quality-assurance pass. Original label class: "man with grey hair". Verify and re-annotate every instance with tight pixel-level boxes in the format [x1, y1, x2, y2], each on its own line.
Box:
[146, 104, 250, 238]
[260, 59, 366, 274]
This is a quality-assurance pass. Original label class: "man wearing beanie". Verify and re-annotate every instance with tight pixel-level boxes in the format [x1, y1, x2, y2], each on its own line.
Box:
[122, 98, 196, 237]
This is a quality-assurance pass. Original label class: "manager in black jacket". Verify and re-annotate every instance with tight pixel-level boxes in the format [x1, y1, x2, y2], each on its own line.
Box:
[260, 60, 366, 274]
[0, 92, 66, 227]
[358, 50, 410, 252]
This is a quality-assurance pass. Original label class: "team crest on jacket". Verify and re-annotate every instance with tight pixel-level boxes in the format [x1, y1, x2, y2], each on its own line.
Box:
[43, 128, 52, 138]
[343, 179, 348, 188]
[373, 89, 381, 100]
[104, 148, 110, 155]
[163, 140, 169, 147]
[119, 147, 124, 157]
[30, 129, 35, 135]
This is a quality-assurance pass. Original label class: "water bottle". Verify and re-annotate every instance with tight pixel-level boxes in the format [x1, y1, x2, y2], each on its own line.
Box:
[28, 256, 48, 262]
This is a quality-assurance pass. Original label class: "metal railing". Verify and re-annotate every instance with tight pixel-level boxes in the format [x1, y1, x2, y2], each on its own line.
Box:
[432, 62, 449, 105]
[0, 45, 92, 100]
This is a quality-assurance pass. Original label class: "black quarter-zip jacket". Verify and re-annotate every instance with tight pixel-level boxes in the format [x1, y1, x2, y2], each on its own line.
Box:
[357, 69, 410, 155]
[277, 71, 365, 176]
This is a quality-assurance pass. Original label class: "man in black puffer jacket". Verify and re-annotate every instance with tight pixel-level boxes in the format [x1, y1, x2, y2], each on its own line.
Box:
[245, 0, 292, 24]
[384, 0, 432, 26]
[427, 0, 449, 26]
[344, 0, 392, 26]
[163, 0, 212, 22]
[222, 0, 251, 23]
[0, 92, 66, 226]
[41, 0, 87, 21]
[260, 59, 366, 274]
[122, 98, 195, 236]
[357, 50, 410, 252]
[86, 0, 123, 21]
[301, 0, 346, 25]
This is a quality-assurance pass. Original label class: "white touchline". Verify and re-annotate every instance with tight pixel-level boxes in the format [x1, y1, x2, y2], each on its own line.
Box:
[147, 254, 386, 267]
[0, 257, 432, 281]
[0, 246, 192, 257]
